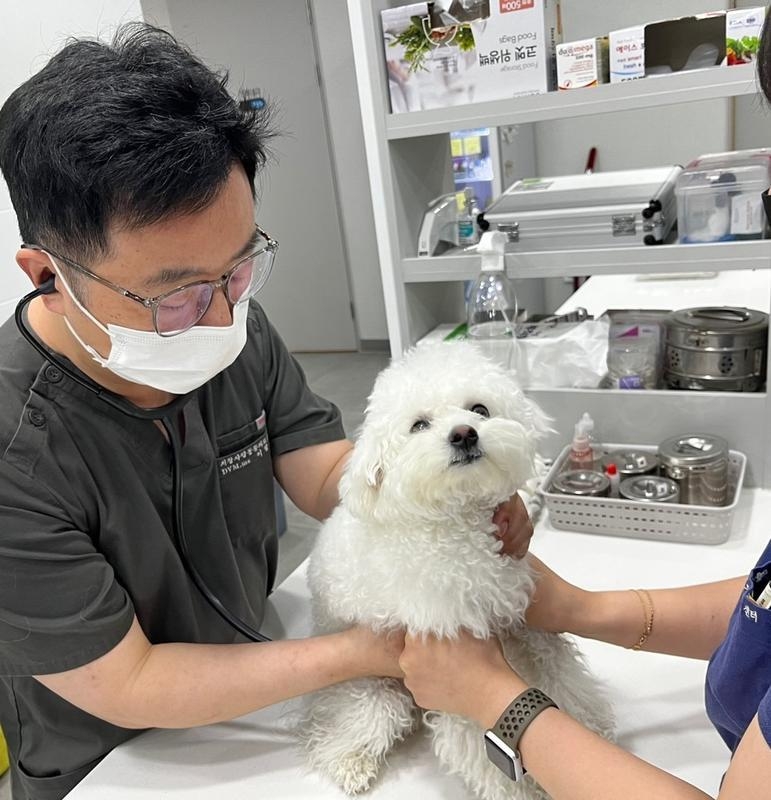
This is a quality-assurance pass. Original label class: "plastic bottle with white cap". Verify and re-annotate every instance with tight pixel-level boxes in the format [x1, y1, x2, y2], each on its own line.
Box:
[466, 230, 518, 370]
[568, 412, 596, 470]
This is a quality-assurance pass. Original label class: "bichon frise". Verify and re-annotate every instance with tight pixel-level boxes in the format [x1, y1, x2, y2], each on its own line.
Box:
[301, 341, 614, 800]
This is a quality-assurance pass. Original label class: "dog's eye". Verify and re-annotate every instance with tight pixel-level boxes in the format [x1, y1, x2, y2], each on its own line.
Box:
[410, 418, 431, 433]
[470, 404, 490, 418]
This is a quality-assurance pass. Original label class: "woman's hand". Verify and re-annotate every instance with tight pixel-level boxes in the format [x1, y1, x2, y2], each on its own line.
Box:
[348, 625, 405, 679]
[493, 493, 533, 558]
[525, 554, 591, 635]
[399, 630, 526, 729]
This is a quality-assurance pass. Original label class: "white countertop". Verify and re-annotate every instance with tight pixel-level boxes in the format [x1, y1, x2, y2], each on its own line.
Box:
[64, 485, 771, 800]
[559, 269, 771, 317]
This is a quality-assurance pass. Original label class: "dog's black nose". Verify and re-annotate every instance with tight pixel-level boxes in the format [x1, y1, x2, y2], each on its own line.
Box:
[449, 425, 479, 451]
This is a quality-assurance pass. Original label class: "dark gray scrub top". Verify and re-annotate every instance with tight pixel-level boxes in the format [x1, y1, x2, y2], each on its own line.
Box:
[0, 301, 345, 800]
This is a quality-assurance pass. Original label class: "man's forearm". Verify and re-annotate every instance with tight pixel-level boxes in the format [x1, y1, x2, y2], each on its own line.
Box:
[119, 629, 372, 729]
[573, 577, 745, 660]
[38, 619, 383, 730]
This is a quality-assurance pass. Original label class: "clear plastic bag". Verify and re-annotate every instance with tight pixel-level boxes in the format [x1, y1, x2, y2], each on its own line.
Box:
[514, 318, 610, 389]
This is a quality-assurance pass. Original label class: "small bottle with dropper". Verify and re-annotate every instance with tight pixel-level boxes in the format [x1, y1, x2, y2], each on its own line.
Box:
[568, 412, 595, 471]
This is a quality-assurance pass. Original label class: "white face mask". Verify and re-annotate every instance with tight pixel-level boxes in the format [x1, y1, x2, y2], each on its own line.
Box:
[53, 262, 249, 394]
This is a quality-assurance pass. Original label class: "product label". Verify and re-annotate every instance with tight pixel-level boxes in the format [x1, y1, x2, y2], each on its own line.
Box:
[619, 375, 643, 389]
[500, 0, 535, 13]
[731, 193, 764, 235]
[557, 38, 602, 89]
[458, 219, 477, 244]
[515, 178, 553, 191]
[609, 26, 645, 82]
[479, 45, 537, 66]
[726, 8, 765, 65]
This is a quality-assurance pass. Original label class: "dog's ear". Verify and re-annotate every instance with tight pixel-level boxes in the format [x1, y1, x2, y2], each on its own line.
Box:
[339, 426, 387, 519]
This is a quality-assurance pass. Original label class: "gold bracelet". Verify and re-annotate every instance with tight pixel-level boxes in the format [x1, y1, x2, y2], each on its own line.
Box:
[630, 588, 654, 651]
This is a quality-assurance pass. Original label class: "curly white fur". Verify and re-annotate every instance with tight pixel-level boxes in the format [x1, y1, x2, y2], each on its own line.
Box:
[300, 341, 614, 800]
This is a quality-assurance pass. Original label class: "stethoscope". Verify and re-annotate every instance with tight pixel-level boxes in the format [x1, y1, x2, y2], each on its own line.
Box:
[15, 278, 271, 643]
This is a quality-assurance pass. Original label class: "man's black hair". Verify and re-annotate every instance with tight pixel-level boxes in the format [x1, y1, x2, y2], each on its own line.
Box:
[0, 22, 274, 265]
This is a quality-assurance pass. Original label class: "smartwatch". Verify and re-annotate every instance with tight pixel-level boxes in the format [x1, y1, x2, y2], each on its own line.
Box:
[484, 687, 557, 781]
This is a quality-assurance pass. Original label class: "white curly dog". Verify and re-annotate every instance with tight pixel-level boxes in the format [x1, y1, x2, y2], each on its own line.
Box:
[301, 341, 614, 800]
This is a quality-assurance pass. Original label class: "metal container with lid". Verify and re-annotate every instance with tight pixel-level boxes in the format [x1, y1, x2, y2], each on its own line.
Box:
[600, 450, 658, 477]
[551, 470, 610, 497]
[663, 306, 768, 392]
[619, 475, 680, 503]
[658, 434, 729, 506]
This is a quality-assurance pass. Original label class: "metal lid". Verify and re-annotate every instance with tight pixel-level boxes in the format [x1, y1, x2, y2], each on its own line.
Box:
[658, 434, 729, 468]
[664, 306, 768, 335]
[551, 470, 610, 497]
[619, 476, 680, 503]
[600, 451, 658, 476]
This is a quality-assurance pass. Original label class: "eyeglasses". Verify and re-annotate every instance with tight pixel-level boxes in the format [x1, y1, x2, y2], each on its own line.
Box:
[25, 224, 278, 336]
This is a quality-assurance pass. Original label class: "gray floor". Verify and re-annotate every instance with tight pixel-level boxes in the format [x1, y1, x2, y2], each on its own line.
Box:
[0, 351, 389, 800]
[276, 350, 390, 585]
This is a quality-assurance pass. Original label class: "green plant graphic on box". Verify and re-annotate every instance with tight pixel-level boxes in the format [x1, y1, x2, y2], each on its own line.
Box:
[392, 15, 476, 73]
[726, 35, 760, 64]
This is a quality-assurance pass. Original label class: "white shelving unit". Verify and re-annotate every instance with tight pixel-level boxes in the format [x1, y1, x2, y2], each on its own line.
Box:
[386, 62, 760, 138]
[347, 0, 771, 487]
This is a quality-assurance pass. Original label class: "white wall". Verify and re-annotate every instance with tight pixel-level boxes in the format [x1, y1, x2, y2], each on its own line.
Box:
[310, 0, 388, 344]
[145, 0, 389, 346]
[0, 0, 145, 323]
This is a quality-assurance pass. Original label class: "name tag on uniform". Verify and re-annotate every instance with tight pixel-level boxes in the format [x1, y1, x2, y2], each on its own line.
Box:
[217, 413, 269, 478]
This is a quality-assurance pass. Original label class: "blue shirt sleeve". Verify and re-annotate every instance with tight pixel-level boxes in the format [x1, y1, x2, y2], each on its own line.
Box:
[758, 683, 771, 747]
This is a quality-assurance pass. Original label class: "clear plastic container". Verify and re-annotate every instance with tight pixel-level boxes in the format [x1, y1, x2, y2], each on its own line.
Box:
[675, 148, 771, 244]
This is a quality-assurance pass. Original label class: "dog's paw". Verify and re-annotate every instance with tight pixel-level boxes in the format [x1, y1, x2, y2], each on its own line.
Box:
[330, 750, 381, 795]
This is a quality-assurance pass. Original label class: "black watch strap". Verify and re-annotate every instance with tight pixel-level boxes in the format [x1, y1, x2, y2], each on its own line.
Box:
[485, 687, 557, 780]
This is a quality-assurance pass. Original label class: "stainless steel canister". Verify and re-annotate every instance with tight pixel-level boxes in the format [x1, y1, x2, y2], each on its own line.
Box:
[663, 306, 768, 392]
[619, 476, 680, 503]
[600, 450, 658, 477]
[657, 434, 729, 506]
[551, 470, 610, 497]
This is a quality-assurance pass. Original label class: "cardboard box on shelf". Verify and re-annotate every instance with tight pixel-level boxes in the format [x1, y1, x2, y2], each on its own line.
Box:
[609, 9, 766, 85]
[381, 0, 562, 114]
[557, 36, 609, 90]
[644, 13, 726, 76]
[609, 25, 644, 83]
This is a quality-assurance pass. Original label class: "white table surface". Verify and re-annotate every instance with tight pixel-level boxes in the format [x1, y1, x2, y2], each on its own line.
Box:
[559, 269, 771, 317]
[63, 486, 771, 799]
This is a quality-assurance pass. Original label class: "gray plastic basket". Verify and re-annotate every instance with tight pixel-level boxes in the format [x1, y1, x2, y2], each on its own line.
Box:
[539, 443, 746, 545]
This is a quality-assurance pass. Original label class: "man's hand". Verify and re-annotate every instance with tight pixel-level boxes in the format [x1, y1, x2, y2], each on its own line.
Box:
[492, 493, 533, 558]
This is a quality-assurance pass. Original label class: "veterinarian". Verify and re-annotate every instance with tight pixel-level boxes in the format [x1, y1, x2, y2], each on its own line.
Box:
[0, 23, 532, 800]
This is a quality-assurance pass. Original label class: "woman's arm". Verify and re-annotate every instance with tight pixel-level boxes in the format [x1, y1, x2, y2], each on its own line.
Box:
[399, 631, 770, 800]
[525, 555, 745, 660]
